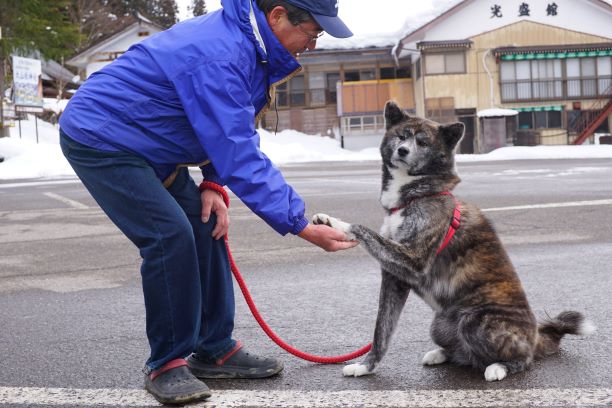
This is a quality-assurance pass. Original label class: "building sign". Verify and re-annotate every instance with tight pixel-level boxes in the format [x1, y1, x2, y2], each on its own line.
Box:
[12, 56, 43, 108]
[490, 3, 559, 18]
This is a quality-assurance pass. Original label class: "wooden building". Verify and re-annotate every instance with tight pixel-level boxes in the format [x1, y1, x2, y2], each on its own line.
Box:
[261, 46, 413, 150]
[396, 0, 612, 152]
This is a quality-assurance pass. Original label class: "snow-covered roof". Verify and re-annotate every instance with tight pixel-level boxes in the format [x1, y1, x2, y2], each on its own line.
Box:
[477, 108, 518, 117]
[315, 32, 398, 51]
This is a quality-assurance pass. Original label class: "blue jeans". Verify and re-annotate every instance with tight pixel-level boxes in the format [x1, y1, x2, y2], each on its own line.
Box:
[60, 129, 236, 371]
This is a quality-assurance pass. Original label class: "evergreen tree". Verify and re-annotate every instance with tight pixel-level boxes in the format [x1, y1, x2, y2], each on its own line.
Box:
[191, 0, 207, 17]
[102, 0, 178, 28]
[0, 0, 81, 61]
[152, 0, 179, 28]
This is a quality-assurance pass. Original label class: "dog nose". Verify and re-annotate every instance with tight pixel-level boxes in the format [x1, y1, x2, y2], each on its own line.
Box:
[397, 146, 409, 157]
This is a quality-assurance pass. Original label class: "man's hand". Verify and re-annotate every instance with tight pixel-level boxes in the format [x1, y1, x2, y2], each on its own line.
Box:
[201, 189, 229, 240]
[298, 223, 359, 252]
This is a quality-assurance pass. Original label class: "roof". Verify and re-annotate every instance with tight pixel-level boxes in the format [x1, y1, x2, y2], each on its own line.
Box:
[67, 12, 165, 66]
[41, 59, 81, 84]
[395, 0, 612, 58]
[417, 39, 473, 50]
[493, 42, 612, 56]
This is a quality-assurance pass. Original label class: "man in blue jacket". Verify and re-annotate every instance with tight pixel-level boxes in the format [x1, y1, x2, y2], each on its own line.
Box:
[59, 0, 355, 404]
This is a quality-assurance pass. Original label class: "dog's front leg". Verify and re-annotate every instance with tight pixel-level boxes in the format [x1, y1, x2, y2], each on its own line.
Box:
[312, 214, 426, 279]
[344, 271, 410, 377]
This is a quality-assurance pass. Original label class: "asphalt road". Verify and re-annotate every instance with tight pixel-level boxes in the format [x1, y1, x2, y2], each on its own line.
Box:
[0, 158, 611, 407]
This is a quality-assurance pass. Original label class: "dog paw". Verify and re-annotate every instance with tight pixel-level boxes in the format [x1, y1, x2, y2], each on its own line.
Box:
[422, 349, 447, 365]
[312, 213, 334, 227]
[343, 363, 373, 377]
[312, 213, 355, 239]
[484, 363, 508, 381]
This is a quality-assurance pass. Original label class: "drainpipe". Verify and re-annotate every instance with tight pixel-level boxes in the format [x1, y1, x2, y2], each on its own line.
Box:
[482, 48, 496, 107]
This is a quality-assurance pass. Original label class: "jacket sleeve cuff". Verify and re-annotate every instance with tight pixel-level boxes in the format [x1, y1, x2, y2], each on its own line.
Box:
[291, 216, 309, 235]
[201, 165, 223, 186]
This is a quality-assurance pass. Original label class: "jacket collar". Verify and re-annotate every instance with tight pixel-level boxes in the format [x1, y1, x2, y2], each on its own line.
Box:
[250, 0, 302, 85]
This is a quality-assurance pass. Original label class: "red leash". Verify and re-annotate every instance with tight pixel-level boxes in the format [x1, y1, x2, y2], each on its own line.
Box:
[225, 235, 372, 363]
[200, 182, 371, 364]
[200, 183, 459, 363]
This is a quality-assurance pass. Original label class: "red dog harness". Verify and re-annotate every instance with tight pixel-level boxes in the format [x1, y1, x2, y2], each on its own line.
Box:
[389, 191, 461, 255]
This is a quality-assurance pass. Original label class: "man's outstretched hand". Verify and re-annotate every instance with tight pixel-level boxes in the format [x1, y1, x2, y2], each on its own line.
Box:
[298, 223, 359, 252]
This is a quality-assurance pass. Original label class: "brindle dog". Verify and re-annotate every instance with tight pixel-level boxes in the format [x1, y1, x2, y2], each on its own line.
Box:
[313, 101, 594, 381]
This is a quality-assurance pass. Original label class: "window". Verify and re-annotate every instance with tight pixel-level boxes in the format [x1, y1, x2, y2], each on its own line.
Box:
[500, 57, 610, 102]
[518, 112, 533, 129]
[289, 76, 305, 106]
[326, 73, 340, 103]
[275, 75, 305, 107]
[341, 115, 385, 135]
[424, 52, 465, 75]
[548, 111, 562, 128]
[425, 54, 444, 74]
[597, 56, 612, 94]
[516, 61, 531, 99]
[309, 72, 326, 106]
[379, 67, 410, 80]
[446, 53, 465, 73]
[344, 70, 375, 82]
[518, 110, 562, 129]
[276, 82, 288, 107]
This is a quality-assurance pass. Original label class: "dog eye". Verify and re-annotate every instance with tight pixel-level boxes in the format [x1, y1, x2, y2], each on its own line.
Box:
[399, 129, 412, 140]
[416, 138, 428, 148]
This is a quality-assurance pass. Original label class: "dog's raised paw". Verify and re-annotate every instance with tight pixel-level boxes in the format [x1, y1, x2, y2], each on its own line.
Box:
[422, 348, 447, 365]
[484, 363, 508, 381]
[312, 213, 355, 239]
[312, 213, 333, 227]
[342, 363, 372, 377]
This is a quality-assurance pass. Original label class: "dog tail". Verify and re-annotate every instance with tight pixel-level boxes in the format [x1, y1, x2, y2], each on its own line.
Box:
[535, 311, 596, 359]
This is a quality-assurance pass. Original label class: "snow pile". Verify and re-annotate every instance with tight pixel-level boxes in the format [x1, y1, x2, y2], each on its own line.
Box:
[259, 128, 379, 163]
[458, 145, 612, 162]
[2, 114, 612, 181]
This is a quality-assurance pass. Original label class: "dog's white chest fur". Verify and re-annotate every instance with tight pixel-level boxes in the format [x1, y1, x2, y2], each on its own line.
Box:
[380, 170, 422, 209]
[379, 170, 421, 239]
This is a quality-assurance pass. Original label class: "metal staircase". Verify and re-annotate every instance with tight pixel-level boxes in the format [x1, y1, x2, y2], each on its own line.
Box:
[571, 83, 612, 145]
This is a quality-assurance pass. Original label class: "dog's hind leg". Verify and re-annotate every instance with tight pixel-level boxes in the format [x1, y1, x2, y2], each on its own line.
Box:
[343, 271, 410, 377]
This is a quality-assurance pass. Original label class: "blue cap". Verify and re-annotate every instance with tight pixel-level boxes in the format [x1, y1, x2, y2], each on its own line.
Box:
[285, 0, 353, 38]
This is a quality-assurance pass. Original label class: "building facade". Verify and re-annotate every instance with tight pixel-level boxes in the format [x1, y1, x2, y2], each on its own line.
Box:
[261, 46, 413, 150]
[397, 0, 612, 152]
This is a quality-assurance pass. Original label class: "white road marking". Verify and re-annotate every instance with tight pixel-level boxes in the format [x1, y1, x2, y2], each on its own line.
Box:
[0, 179, 80, 189]
[482, 199, 612, 212]
[42, 192, 89, 209]
[0, 387, 610, 407]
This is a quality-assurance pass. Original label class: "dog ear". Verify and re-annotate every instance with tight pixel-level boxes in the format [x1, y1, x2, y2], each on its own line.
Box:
[440, 122, 465, 150]
[384, 101, 407, 130]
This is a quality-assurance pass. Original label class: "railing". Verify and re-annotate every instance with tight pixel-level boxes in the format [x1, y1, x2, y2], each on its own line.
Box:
[501, 76, 612, 102]
[571, 82, 612, 144]
[276, 88, 336, 108]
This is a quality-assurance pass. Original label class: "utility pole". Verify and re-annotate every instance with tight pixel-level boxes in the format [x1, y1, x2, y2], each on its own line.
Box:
[0, 26, 5, 138]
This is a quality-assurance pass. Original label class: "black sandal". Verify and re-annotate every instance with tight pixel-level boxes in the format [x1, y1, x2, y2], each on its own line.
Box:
[187, 341, 284, 379]
[144, 358, 211, 405]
